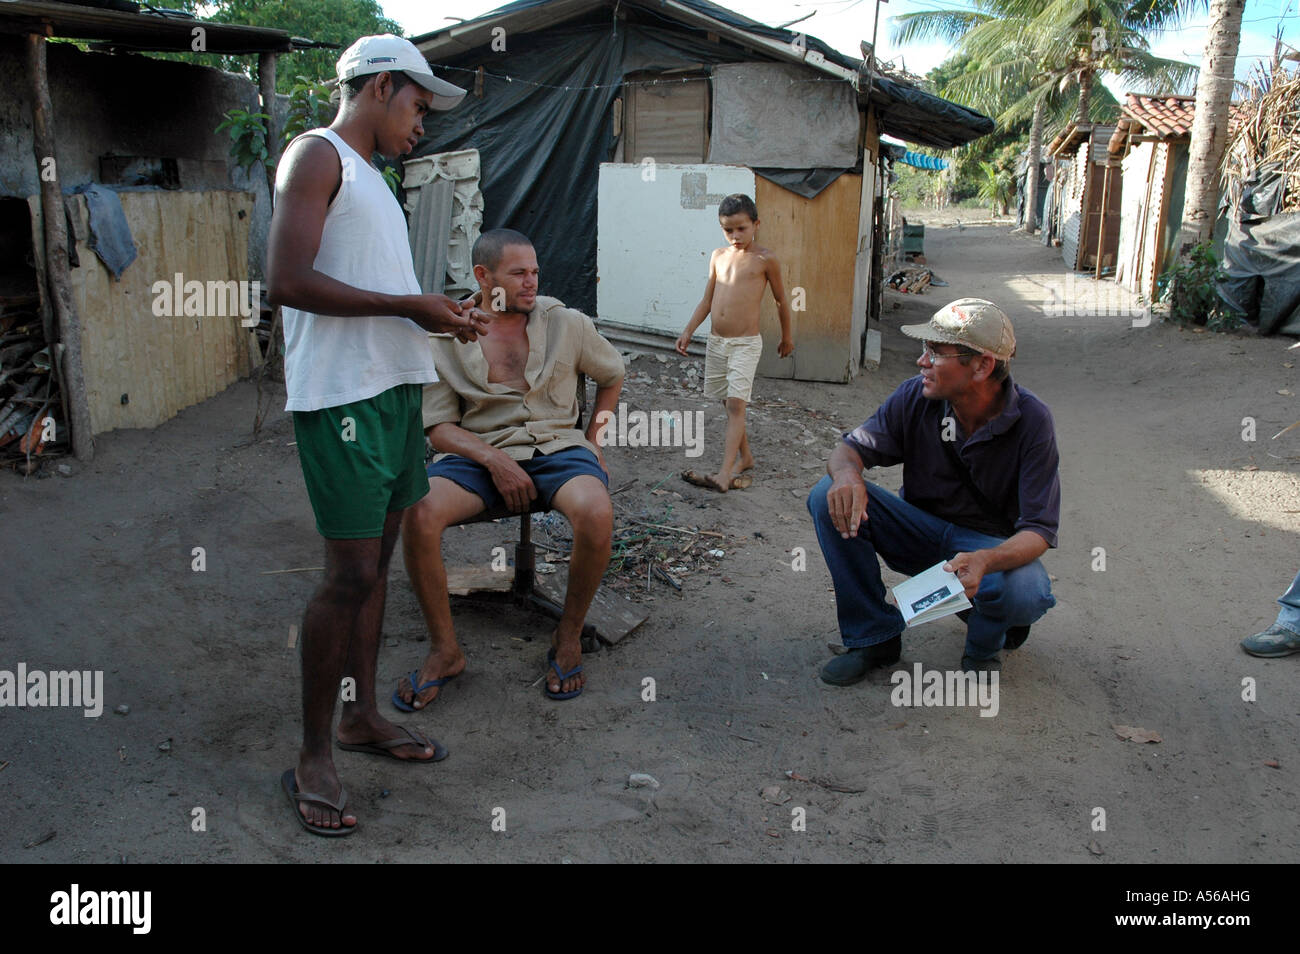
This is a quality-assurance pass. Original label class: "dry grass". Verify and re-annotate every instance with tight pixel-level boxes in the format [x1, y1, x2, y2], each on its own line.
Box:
[1222, 61, 1300, 211]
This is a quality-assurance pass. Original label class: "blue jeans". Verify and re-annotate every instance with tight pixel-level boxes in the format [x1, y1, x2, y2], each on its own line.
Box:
[1275, 570, 1300, 635]
[807, 475, 1056, 660]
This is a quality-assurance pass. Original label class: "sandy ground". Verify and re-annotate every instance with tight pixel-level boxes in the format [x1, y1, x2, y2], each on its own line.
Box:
[3, 224, 1298, 863]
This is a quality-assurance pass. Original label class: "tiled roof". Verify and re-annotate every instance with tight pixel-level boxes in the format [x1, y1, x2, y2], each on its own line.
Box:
[1121, 93, 1197, 138]
[1119, 92, 1251, 140]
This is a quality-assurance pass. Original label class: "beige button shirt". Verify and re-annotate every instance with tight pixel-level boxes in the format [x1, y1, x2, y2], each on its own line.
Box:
[422, 296, 625, 460]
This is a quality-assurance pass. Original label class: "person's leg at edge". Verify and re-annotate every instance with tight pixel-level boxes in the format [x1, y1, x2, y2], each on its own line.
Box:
[296, 535, 381, 831]
[547, 474, 614, 695]
[1275, 570, 1300, 635]
[1241, 569, 1300, 656]
[396, 477, 488, 708]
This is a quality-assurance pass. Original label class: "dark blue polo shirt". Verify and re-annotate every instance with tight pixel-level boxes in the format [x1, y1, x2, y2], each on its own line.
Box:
[843, 375, 1060, 546]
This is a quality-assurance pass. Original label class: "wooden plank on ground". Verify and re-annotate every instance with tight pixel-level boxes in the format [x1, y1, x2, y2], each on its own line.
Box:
[534, 571, 649, 645]
[445, 564, 513, 595]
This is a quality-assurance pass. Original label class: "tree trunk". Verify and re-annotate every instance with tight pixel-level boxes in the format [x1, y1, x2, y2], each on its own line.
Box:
[28, 33, 94, 462]
[258, 52, 280, 198]
[1025, 97, 1045, 233]
[1179, 0, 1245, 252]
[1076, 66, 1093, 124]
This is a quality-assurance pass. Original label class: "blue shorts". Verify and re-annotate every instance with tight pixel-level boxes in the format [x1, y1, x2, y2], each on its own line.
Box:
[426, 447, 608, 511]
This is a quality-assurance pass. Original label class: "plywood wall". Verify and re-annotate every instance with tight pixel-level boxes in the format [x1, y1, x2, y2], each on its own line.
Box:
[63, 190, 258, 434]
[755, 173, 861, 384]
[596, 162, 756, 336]
[1117, 142, 1152, 290]
[1138, 142, 1171, 299]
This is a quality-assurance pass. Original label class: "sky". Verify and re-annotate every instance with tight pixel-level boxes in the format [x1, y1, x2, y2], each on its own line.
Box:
[382, 0, 1299, 100]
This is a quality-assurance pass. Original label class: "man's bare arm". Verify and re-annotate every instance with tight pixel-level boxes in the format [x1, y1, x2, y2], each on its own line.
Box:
[825, 442, 869, 538]
[945, 531, 1049, 598]
[266, 137, 488, 341]
[583, 378, 624, 474]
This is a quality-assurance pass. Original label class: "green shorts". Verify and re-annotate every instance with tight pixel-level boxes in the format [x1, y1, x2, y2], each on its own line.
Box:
[292, 383, 428, 539]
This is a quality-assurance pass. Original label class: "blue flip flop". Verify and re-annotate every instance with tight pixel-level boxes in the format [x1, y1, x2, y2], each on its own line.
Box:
[392, 670, 456, 712]
[545, 647, 583, 700]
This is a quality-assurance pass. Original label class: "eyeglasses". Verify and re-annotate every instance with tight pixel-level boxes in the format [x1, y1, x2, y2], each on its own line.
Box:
[920, 343, 976, 364]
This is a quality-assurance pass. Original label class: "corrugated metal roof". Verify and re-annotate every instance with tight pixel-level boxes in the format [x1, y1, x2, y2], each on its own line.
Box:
[412, 0, 994, 149]
[0, 0, 324, 54]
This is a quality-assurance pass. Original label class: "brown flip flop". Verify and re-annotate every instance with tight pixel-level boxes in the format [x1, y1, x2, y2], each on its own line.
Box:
[336, 725, 448, 763]
[281, 768, 355, 837]
[682, 470, 752, 492]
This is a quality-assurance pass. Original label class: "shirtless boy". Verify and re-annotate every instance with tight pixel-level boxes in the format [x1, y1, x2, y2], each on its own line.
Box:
[676, 194, 793, 493]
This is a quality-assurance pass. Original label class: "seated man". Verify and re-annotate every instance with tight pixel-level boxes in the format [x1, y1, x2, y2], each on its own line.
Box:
[395, 228, 624, 703]
[807, 298, 1059, 682]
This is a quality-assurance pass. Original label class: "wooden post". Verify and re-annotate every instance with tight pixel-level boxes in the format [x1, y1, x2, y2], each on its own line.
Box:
[258, 52, 279, 195]
[1095, 162, 1113, 279]
[27, 33, 93, 461]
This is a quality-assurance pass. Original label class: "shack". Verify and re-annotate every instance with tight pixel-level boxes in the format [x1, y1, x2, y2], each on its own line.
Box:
[411, 0, 993, 383]
[1045, 122, 1120, 274]
[0, 0, 315, 461]
[1107, 94, 1194, 302]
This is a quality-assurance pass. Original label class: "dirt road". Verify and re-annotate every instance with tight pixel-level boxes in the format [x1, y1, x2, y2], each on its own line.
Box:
[3, 223, 1297, 863]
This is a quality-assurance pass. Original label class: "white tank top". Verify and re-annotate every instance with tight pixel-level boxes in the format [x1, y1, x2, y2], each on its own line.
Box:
[277, 127, 438, 411]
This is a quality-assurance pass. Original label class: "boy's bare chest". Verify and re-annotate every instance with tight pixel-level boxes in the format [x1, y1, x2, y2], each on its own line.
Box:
[715, 253, 766, 287]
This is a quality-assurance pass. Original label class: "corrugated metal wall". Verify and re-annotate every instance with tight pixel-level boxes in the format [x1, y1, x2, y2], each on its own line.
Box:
[1138, 143, 1170, 299]
[1116, 141, 1153, 291]
[1060, 144, 1088, 270]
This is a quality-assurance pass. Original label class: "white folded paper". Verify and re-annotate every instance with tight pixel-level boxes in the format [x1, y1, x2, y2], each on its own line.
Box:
[892, 561, 972, 628]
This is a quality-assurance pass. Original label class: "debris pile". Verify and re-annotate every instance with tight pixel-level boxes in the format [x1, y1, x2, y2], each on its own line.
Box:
[1222, 60, 1300, 211]
[886, 266, 943, 294]
[530, 482, 742, 601]
[0, 291, 61, 472]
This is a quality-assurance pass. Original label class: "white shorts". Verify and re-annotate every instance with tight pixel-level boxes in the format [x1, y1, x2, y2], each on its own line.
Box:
[704, 334, 763, 403]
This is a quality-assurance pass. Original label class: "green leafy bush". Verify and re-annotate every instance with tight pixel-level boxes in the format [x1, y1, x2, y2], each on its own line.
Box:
[284, 76, 334, 143]
[215, 108, 270, 176]
[1160, 243, 1240, 331]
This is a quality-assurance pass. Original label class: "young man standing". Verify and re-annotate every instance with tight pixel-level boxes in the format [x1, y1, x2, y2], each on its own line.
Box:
[267, 34, 489, 836]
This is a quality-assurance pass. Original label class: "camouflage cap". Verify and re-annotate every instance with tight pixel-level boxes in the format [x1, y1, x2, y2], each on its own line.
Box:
[899, 297, 1016, 361]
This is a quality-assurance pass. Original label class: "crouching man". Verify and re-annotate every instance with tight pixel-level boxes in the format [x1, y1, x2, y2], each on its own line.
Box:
[807, 298, 1059, 683]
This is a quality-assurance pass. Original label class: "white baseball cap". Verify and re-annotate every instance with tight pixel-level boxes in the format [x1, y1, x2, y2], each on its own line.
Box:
[336, 34, 466, 110]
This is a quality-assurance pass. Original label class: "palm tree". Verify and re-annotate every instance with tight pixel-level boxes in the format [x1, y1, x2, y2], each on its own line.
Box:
[893, 0, 1201, 232]
[977, 160, 1016, 215]
[1179, 0, 1246, 251]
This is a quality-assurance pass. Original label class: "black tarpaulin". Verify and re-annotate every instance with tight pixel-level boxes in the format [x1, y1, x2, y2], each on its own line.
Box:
[752, 167, 852, 199]
[410, 0, 993, 312]
[1218, 165, 1300, 336]
[414, 17, 743, 313]
[865, 74, 995, 149]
